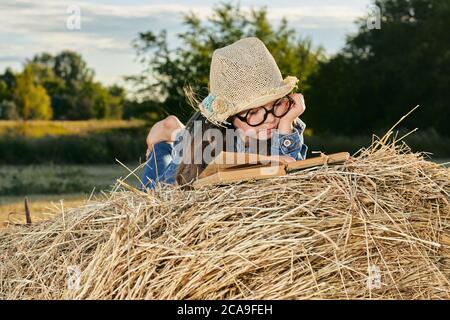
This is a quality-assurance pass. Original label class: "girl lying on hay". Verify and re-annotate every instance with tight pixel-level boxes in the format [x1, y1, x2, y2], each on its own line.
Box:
[141, 37, 308, 190]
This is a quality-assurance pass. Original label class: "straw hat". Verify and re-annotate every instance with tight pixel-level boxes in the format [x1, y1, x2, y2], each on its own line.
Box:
[199, 37, 299, 127]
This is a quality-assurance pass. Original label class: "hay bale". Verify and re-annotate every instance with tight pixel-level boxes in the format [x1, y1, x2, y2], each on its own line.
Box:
[0, 138, 449, 300]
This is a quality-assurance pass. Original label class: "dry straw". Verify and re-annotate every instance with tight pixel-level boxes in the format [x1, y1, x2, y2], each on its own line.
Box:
[0, 127, 449, 299]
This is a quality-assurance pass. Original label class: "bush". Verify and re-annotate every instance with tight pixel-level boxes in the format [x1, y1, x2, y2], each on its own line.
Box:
[305, 129, 450, 159]
[0, 127, 147, 165]
[1, 125, 448, 165]
[0, 101, 19, 120]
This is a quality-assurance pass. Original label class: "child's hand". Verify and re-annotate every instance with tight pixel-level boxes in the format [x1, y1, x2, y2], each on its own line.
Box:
[278, 93, 306, 134]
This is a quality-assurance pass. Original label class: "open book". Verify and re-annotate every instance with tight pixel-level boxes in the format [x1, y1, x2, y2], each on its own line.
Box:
[192, 151, 350, 188]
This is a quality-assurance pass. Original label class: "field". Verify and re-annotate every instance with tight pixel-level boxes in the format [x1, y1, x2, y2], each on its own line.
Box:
[0, 119, 146, 137]
[0, 163, 144, 226]
[0, 120, 150, 165]
[0, 120, 149, 226]
[1, 120, 449, 227]
[0, 194, 86, 225]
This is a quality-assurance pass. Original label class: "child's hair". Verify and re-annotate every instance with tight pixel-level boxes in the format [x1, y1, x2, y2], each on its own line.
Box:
[175, 110, 273, 189]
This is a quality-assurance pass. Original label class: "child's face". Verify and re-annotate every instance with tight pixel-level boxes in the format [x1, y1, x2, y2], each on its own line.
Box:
[231, 98, 281, 141]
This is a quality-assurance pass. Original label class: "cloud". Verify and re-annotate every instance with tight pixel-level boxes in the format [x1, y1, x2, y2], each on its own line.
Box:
[0, 0, 369, 84]
[0, 1, 365, 39]
[0, 56, 25, 63]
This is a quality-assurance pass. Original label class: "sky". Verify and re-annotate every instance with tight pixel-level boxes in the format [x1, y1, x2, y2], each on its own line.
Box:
[0, 0, 372, 88]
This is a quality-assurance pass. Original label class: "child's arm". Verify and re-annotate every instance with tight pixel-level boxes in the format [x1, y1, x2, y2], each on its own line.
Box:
[271, 118, 308, 161]
[271, 93, 307, 160]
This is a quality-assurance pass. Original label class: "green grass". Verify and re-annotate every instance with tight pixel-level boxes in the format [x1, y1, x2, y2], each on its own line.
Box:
[0, 119, 146, 138]
[0, 163, 144, 196]
[0, 163, 146, 225]
[0, 127, 148, 165]
[0, 120, 149, 165]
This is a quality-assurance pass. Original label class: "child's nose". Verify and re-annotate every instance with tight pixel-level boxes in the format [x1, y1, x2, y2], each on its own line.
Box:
[266, 112, 276, 123]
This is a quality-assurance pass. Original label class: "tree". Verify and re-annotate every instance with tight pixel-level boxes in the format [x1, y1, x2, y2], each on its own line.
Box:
[0, 69, 19, 119]
[30, 51, 95, 119]
[28, 51, 126, 120]
[31, 51, 94, 90]
[0, 81, 8, 101]
[129, 2, 324, 123]
[0, 100, 19, 120]
[13, 65, 52, 120]
[107, 85, 126, 119]
[306, 0, 450, 136]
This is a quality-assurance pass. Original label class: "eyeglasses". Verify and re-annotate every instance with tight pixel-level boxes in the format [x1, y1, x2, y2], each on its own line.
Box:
[233, 95, 294, 127]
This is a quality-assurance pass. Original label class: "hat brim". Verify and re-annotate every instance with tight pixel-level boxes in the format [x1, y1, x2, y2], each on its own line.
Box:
[226, 75, 299, 121]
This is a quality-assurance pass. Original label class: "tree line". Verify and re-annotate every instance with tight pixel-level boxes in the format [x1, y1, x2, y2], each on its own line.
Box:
[306, 0, 449, 136]
[129, 0, 449, 136]
[1, 0, 448, 138]
[0, 51, 126, 120]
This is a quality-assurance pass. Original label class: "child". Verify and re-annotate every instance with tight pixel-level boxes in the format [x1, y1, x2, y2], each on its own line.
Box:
[141, 37, 308, 190]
